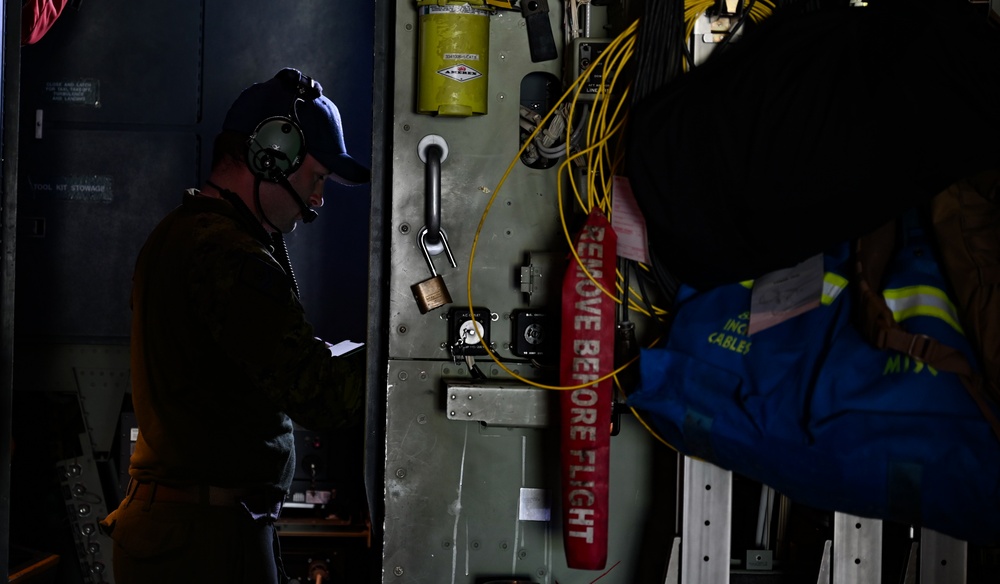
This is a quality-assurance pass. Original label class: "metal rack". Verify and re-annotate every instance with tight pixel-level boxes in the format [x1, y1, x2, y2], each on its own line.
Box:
[666, 458, 969, 584]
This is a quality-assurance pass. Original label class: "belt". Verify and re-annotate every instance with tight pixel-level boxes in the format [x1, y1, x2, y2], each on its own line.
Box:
[128, 481, 249, 507]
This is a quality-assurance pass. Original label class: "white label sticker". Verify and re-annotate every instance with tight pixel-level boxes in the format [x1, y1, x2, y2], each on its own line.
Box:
[611, 176, 650, 264]
[437, 64, 483, 83]
[748, 254, 823, 335]
[519, 488, 551, 521]
[443, 53, 480, 61]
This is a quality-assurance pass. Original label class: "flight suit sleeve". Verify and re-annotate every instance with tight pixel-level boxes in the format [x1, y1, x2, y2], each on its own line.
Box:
[192, 240, 365, 432]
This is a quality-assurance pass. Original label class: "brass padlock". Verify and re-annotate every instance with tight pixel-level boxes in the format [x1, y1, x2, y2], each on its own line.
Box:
[411, 227, 457, 314]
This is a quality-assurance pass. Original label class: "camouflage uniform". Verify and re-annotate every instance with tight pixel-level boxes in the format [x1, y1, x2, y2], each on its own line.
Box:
[102, 189, 365, 583]
[127, 188, 364, 490]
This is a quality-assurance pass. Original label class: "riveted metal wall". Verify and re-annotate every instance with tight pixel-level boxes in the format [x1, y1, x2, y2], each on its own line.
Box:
[381, 2, 673, 582]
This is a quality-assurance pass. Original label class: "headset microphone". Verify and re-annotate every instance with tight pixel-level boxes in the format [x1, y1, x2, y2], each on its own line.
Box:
[273, 170, 319, 223]
[301, 207, 319, 223]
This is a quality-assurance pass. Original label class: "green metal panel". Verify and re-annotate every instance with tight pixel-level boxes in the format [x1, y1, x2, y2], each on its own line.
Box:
[384, 2, 673, 581]
[383, 360, 667, 583]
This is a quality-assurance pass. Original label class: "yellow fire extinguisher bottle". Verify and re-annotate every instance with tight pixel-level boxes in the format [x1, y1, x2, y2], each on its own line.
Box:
[416, 1, 493, 117]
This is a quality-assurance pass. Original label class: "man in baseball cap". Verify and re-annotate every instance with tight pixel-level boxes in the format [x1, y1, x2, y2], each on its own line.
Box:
[223, 67, 370, 186]
[101, 68, 368, 583]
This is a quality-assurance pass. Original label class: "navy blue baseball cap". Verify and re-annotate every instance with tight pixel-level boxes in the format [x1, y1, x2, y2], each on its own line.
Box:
[223, 68, 370, 185]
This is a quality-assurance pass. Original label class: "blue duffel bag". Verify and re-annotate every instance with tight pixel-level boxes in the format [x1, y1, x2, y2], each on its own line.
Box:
[627, 214, 1000, 544]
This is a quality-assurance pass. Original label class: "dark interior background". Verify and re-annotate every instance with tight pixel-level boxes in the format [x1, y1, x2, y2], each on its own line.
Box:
[9, 1, 376, 582]
[15, 0, 374, 344]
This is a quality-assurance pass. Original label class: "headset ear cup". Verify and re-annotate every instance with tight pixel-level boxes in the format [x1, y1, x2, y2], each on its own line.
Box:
[247, 117, 306, 181]
[247, 145, 275, 179]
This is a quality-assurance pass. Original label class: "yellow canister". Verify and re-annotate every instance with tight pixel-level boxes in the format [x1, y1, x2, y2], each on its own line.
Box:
[416, 1, 492, 117]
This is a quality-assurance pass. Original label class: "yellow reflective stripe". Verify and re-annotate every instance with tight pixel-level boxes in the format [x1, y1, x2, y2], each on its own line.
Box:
[740, 280, 754, 289]
[883, 285, 963, 334]
[822, 273, 848, 305]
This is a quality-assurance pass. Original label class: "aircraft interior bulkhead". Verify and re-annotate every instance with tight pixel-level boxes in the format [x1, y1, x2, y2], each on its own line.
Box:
[2, 0, 1000, 583]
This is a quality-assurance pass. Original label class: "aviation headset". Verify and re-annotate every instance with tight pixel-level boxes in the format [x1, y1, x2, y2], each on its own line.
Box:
[245, 69, 321, 222]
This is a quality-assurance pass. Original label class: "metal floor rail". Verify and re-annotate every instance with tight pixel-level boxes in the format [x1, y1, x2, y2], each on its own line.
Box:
[663, 457, 968, 584]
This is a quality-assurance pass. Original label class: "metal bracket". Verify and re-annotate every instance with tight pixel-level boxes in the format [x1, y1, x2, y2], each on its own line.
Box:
[920, 528, 967, 584]
[681, 457, 733, 584]
[444, 381, 549, 427]
[833, 513, 882, 584]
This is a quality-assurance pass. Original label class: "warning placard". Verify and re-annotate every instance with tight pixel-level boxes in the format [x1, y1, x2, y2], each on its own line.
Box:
[43, 80, 100, 106]
[29, 175, 113, 202]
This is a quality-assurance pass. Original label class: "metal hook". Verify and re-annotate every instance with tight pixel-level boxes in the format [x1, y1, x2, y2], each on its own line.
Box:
[417, 134, 449, 255]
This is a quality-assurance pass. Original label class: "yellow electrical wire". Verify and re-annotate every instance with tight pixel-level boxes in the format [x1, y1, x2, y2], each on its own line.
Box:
[466, 0, 786, 339]
[584, 63, 632, 211]
[547, 14, 674, 352]
[561, 39, 636, 215]
[684, 0, 715, 40]
[444, 1, 790, 445]
[456, 1, 779, 400]
[614, 376, 676, 452]
[461, 19, 650, 392]
[455, 9, 761, 450]
[572, 32, 634, 214]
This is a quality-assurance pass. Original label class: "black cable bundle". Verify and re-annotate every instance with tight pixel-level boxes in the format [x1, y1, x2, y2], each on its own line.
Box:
[630, 0, 686, 105]
[626, 1, 687, 307]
